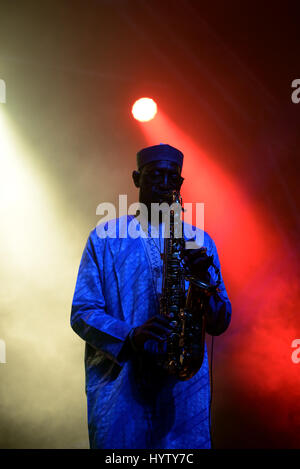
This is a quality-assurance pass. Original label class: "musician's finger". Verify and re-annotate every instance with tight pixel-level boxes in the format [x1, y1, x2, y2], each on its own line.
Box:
[183, 248, 208, 259]
[146, 323, 174, 337]
[144, 330, 168, 343]
[148, 316, 175, 328]
[191, 256, 213, 267]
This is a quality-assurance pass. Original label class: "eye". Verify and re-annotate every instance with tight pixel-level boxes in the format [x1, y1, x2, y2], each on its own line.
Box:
[146, 170, 162, 180]
[170, 174, 182, 183]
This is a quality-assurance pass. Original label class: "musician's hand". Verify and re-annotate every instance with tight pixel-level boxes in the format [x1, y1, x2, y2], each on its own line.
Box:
[143, 338, 168, 357]
[130, 315, 174, 352]
[182, 246, 213, 282]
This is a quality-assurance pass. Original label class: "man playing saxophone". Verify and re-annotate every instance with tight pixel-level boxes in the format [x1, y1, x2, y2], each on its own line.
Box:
[71, 144, 231, 449]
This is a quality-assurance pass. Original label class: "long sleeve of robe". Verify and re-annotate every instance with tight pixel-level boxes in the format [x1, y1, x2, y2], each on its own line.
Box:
[71, 215, 231, 449]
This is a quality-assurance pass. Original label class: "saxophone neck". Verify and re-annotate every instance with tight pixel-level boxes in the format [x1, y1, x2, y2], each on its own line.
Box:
[169, 190, 182, 206]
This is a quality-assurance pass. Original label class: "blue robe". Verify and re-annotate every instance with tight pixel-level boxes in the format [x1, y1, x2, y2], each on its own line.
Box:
[71, 215, 231, 449]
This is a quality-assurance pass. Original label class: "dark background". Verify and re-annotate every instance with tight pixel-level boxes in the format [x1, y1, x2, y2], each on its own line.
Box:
[0, 0, 299, 449]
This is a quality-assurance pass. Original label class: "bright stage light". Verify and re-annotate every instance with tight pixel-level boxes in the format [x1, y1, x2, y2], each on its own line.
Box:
[131, 97, 157, 122]
[0, 79, 6, 103]
[0, 108, 73, 279]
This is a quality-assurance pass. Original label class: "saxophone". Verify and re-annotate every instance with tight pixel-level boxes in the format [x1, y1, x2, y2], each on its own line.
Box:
[158, 190, 221, 381]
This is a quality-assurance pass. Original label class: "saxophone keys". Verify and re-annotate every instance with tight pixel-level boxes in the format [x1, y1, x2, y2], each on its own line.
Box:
[167, 360, 178, 373]
[169, 320, 178, 328]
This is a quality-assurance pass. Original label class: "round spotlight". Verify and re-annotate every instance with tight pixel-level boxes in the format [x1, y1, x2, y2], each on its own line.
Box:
[131, 97, 157, 122]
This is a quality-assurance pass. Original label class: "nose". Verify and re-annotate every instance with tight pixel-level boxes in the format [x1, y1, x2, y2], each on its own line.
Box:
[158, 173, 170, 190]
[163, 173, 169, 187]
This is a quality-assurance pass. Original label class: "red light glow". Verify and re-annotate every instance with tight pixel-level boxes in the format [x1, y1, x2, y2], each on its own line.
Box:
[135, 109, 300, 444]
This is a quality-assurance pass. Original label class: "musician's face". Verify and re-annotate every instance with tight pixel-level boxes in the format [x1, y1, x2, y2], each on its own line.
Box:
[132, 160, 184, 208]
